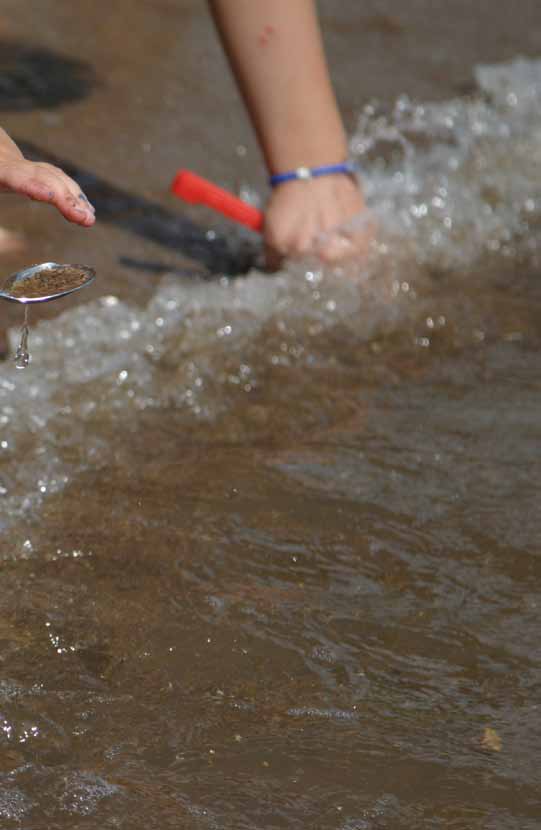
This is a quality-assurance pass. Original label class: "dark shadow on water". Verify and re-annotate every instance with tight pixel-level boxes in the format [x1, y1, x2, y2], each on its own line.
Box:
[0, 40, 258, 275]
[0, 41, 98, 111]
[18, 139, 259, 276]
[117, 257, 206, 278]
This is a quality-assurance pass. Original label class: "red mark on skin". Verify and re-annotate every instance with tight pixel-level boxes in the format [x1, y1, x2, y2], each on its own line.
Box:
[258, 24, 276, 48]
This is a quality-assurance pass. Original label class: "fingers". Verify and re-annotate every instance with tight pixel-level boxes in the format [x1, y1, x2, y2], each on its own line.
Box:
[0, 160, 95, 227]
[264, 200, 318, 269]
[265, 217, 315, 267]
[317, 232, 356, 263]
[0, 226, 25, 255]
[263, 175, 370, 270]
[316, 215, 376, 264]
[265, 210, 374, 269]
[33, 162, 96, 227]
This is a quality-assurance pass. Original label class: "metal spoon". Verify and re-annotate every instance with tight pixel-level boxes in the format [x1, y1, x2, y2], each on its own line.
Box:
[0, 262, 95, 369]
[0, 261, 95, 304]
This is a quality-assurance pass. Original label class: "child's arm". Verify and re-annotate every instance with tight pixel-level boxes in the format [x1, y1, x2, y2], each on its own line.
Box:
[209, 0, 366, 263]
[0, 128, 95, 227]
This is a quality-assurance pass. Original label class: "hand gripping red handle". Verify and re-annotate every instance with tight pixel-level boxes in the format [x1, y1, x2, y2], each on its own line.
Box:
[171, 170, 263, 232]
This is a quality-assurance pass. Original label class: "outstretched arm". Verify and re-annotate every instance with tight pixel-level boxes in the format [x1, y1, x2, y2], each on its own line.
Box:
[209, 0, 367, 263]
[0, 127, 95, 227]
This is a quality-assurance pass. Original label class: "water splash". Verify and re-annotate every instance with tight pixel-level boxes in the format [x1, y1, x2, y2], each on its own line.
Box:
[350, 57, 541, 270]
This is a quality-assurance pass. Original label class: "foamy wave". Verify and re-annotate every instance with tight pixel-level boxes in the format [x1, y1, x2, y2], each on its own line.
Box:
[352, 56, 541, 269]
[2, 57, 541, 537]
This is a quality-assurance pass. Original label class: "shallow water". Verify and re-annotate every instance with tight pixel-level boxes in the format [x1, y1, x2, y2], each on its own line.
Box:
[1, 13, 541, 830]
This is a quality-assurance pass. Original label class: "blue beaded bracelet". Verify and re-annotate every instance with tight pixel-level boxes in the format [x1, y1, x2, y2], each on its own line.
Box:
[269, 161, 358, 188]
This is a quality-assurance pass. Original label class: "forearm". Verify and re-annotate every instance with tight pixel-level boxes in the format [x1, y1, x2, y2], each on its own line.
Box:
[0, 127, 24, 161]
[208, 0, 348, 174]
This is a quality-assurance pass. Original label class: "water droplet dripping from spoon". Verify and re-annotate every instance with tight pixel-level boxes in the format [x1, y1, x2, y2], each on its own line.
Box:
[14, 305, 30, 370]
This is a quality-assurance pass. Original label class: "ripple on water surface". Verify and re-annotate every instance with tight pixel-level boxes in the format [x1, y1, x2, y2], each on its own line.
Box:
[1, 58, 541, 829]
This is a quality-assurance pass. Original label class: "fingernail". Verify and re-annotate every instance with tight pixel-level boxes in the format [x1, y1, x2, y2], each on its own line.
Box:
[79, 192, 95, 212]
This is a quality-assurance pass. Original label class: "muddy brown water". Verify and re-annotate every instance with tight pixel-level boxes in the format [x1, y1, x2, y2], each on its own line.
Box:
[0, 2, 541, 829]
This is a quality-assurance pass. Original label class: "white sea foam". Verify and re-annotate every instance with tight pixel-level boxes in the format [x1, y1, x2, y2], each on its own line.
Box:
[352, 57, 541, 269]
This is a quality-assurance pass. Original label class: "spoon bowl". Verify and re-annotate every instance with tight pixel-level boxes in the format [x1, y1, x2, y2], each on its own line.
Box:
[0, 261, 95, 304]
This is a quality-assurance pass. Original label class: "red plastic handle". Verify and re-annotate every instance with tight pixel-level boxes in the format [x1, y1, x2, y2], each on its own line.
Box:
[171, 169, 263, 232]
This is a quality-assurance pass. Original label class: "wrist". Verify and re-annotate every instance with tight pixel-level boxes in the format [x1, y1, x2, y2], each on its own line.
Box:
[266, 175, 365, 219]
[263, 111, 349, 176]
[269, 161, 357, 188]
[269, 173, 362, 196]
[267, 141, 349, 177]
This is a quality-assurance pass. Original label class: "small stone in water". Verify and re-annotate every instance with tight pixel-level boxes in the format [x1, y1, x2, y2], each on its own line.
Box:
[481, 727, 502, 752]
